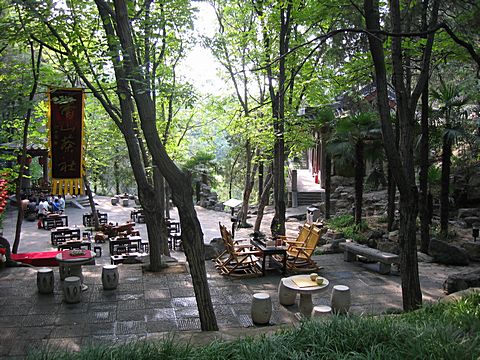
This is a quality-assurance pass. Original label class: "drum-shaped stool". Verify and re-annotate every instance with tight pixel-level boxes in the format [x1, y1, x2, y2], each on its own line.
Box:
[312, 305, 332, 317]
[102, 265, 119, 290]
[63, 276, 82, 303]
[331, 285, 351, 314]
[278, 278, 297, 306]
[251, 293, 272, 325]
[37, 268, 54, 294]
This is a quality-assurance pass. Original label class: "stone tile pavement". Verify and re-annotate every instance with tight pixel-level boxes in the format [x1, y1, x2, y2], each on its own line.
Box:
[1, 251, 474, 358]
[0, 197, 478, 358]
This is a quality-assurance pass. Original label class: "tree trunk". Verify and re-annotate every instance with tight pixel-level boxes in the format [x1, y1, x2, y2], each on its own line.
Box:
[440, 130, 452, 236]
[399, 193, 422, 309]
[254, 172, 273, 232]
[387, 166, 396, 232]
[239, 141, 258, 227]
[258, 161, 264, 204]
[153, 167, 169, 256]
[114, 160, 120, 195]
[12, 43, 42, 254]
[325, 153, 331, 220]
[364, 0, 428, 311]
[354, 140, 364, 225]
[83, 175, 100, 230]
[419, 82, 430, 253]
[110, 0, 218, 330]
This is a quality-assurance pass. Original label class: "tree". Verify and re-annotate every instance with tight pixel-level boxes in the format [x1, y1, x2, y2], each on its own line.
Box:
[18, 0, 217, 330]
[329, 112, 380, 225]
[364, 0, 440, 311]
[431, 79, 468, 237]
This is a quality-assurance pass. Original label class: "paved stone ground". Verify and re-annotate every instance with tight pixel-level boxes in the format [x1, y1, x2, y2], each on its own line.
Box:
[0, 197, 478, 358]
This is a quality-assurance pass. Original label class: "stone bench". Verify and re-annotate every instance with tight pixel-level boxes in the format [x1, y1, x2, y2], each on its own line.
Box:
[339, 242, 399, 274]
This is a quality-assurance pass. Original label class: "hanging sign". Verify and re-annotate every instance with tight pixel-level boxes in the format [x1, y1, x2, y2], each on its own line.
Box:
[48, 88, 85, 195]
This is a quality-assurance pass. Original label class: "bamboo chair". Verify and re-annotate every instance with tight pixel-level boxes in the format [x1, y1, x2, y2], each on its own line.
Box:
[277, 223, 313, 248]
[214, 222, 252, 267]
[216, 223, 262, 277]
[282, 225, 326, 272]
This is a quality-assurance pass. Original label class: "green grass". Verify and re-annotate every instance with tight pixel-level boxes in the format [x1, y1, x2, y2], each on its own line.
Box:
[28, 294, 480, 359]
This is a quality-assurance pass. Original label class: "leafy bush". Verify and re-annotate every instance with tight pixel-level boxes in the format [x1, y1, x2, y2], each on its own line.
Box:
[326, 214, 368, 242]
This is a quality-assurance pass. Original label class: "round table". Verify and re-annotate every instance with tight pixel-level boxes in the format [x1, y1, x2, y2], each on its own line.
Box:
[282, 274, 329, 318]
[55, 250, 94, 291]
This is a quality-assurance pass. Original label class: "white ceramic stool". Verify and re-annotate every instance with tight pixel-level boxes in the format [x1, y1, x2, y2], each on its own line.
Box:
[331, 285, 351, 314]
[278, 278, 297, 306]
[37, 268, 54, 294]
[312, 305, 332, 317]
[102, 265, 119, 290]
[63, 276, 82, 303]
[251, 293, 272, 325]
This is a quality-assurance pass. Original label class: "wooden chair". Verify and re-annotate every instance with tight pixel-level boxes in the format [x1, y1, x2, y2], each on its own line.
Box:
[277, 223, 313, 248]
[281, 225, 325, 272]
[216, 223, 261, 277]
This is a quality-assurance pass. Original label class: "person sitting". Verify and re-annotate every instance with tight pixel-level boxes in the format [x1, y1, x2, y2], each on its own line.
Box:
[52, 197, 60, 213]
[58, 196, 65, 214]
[37, 198, 49, 229]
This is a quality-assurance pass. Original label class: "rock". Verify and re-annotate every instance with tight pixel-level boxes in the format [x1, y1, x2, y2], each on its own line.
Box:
[460, 242, 480, 262]
[388, 230, 399, 242]
[443, 268, 480, 294]
[429, 239, 469, 266]
[376, 240, 399, 255]
[464, 216, 480, 226]
[440, 287, 480, 303]
[204, 238, 225, 260]
[458, 208, 480, 219]
[417, 252, 434, 263]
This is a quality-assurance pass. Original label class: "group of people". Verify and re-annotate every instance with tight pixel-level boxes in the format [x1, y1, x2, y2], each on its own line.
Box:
[20, 194, 66, 229]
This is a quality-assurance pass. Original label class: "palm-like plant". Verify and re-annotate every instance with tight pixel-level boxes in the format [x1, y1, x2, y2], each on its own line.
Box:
[431, 80, 468, 236]
[328, 112, 381, 224]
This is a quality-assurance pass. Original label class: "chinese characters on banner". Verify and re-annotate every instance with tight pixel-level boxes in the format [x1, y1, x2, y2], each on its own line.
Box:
[49, 88, 85, 195]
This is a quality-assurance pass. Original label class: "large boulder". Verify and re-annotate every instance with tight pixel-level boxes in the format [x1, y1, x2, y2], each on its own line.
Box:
[443, 268, 480, 294]
[428, 239, 469, 266]
[204, 237, 225, 260]
[460, 242, 480, 262]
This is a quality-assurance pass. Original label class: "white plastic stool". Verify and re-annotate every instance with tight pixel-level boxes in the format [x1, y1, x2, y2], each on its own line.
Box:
[37, 268, 54, 294]
[278, 278, 297, 306]
[102, 265, 119, 290]
[312, 305, 332, 317]
[63, 276, 82, 303]
[251, 293, 272, 325]
[331, 285, 351, 314]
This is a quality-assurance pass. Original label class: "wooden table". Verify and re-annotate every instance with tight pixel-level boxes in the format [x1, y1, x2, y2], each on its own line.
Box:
[57, 240, 92, 251]
[82, 212, 108, 227]
[282, 274, 330, 318]
[51, 227, 81, 246]
[109, 235, 142, 255]
[251, 238, 287, 276]
[43, 214, 69, 230]
[55, 250, 95, 291]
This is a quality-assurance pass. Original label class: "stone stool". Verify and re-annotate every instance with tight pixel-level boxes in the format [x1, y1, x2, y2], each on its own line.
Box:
[122, 198, 129, 207]
[59, 265, 71, 281]
[111, 197, 119, 205]
[251, 293, 272, 325]
[312, 305, 332, 318]
[102, 265, 119, 290]
[93, 246, 102, 258]
[278, 278, 297, 306]
[331, 285, 351, 314]
[63, 276, 82, 303]
[37, 268, 54, 294]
